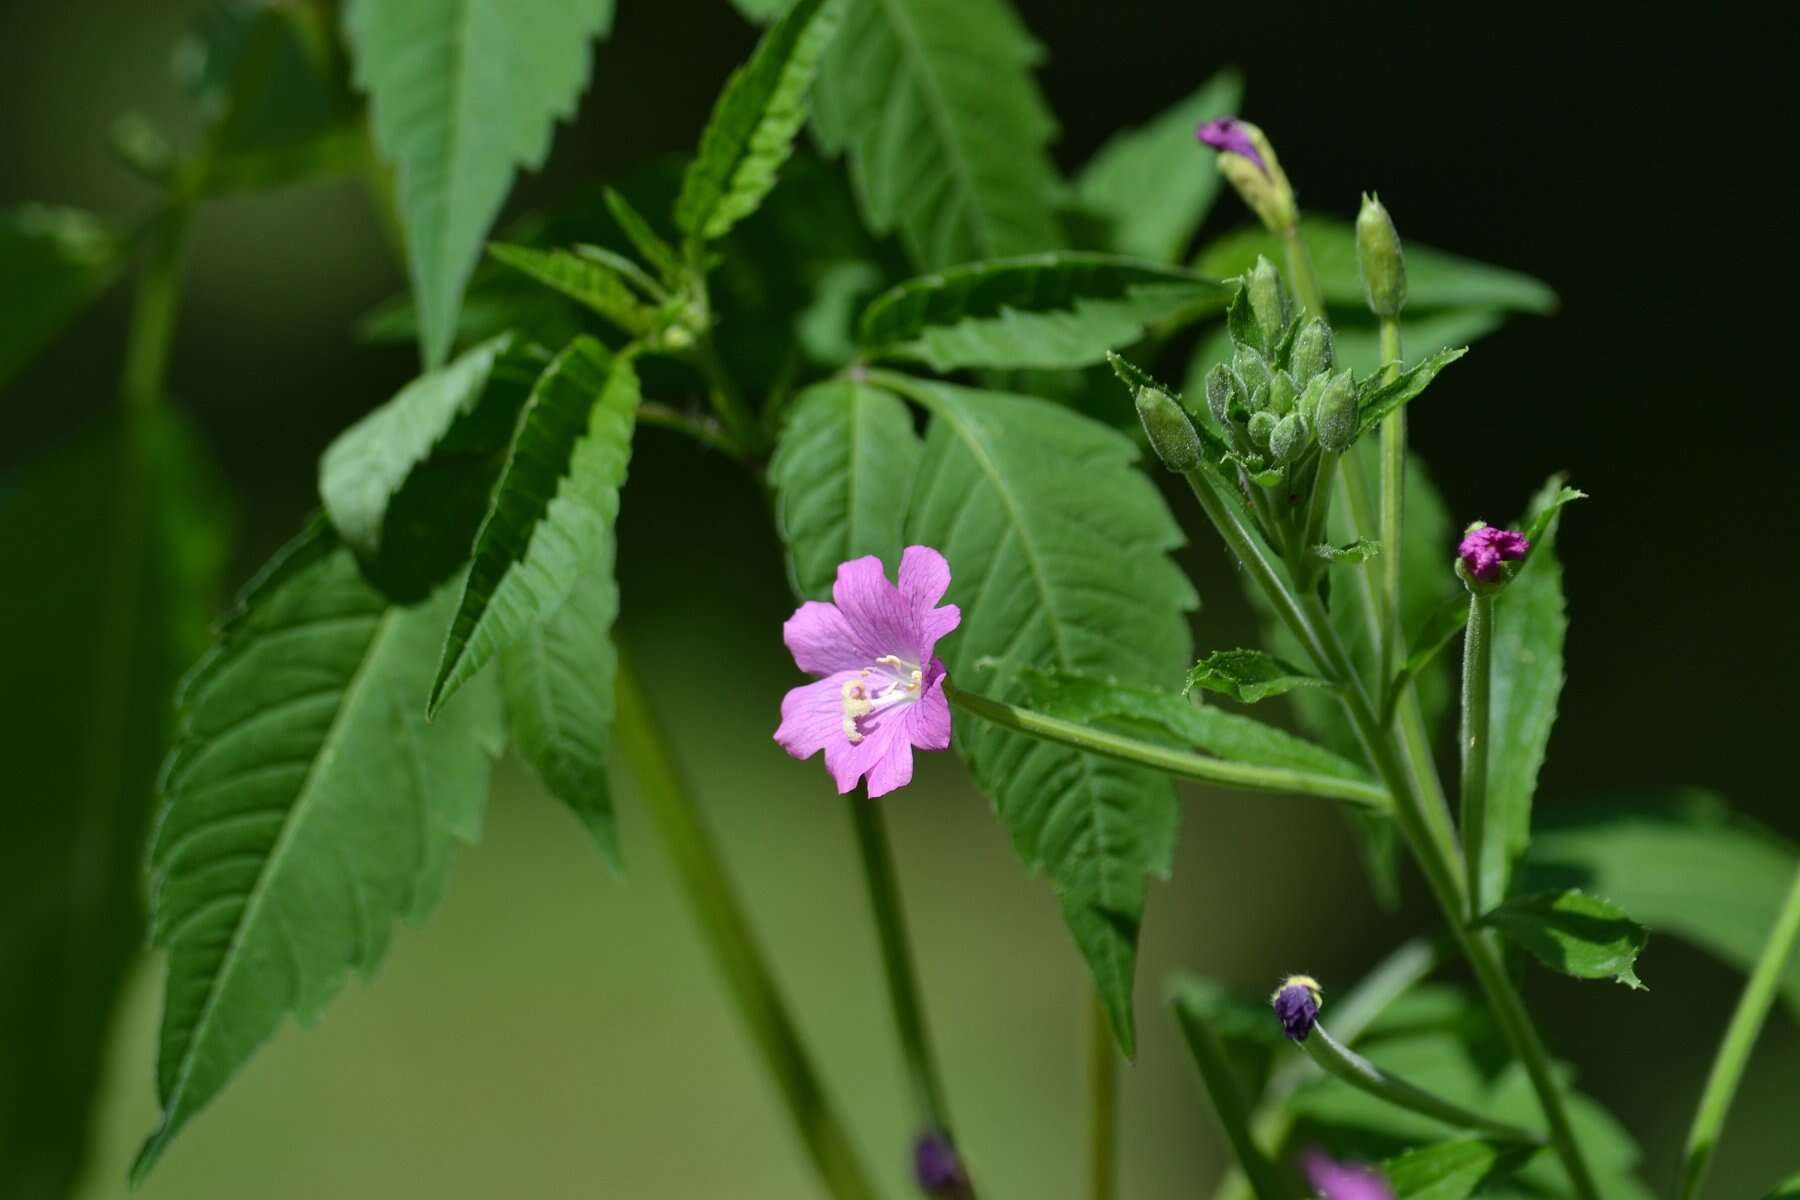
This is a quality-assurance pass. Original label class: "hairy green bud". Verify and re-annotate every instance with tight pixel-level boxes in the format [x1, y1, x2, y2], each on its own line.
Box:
[1356, 193, 1407, 317]
[1296, 372, 1328, 423]
[1290, 318, 1335, 385]
[1233, 345, 1272, 404]
[1314, 368, 1359, 452]
[1269, 412, 1308, 465]
[1267, 370, 1297, 416]
[1247, 409, 1278, 454]
[1136, 386, 1203, 472]
[1203, 362, 1239, 425]
[1245, 255, 1291, 347]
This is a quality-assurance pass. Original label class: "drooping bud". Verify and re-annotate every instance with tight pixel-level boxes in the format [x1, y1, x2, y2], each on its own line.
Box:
[1196, 118, 1298, 233]
[1313, 368, 1358, 452]
[1136, 386, 1203, 472]
[1245, 255, 1291, 347]
[1270, 412, 1307, 465]
[1271, 974, 1323, 1042]
[1233, 345, 1273, 405]
[1456, 523, 1530, 588]
[1204, 361, 1240, 426]
[1290, 318, 1335, 385]
[1355, 193, 1407, 318]
[1247, 410, 1278, 453]
[914, 1131, 970, 1196]
[1267, 370, 1297, 416]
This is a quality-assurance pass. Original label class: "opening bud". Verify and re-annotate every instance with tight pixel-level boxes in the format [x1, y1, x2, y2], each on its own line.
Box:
[1455, 523, 1530, 591]
[1196, 118, 1298, 234]
[1136, 386, 1203, 473]
[1313, 368, 1359, 452]
[1290, 318, 1335, 385]
[1356, 193, 1407, 317]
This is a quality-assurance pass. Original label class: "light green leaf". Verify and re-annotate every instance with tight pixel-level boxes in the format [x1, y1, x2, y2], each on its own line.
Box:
[1186, 649, 1331, 704]
[430, 337, 638, 715]
[0, 206, 125, 389]
[1074, 70, 1242, 263]
[1526, 791, 1800, 1020]
[676, 0, 844, 242]
[346, 0, 615, 365]
[859, 252, 1223, 371]
[1765, 1169, 1800, 1199]
[1195, 216, 1558, 315]
[894, 375, 1195, 1054]
[1, 409, 228, 1198]
[1384, 1139, 1531, 1200]
[813, 0, 1063, 269]
[1317, 539, 1381, 564]
[501, 554, 621, 865]
[728, 0, 793, 22]
[1479, 889, 1648, 988]
[1354, 346, 1467, 438]
[487, 243, 658, 336]
[132, 523, 502, 1180]
[769, 378, 922, 601]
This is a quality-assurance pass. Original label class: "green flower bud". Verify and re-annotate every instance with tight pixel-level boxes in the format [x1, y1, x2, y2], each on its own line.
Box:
[1267, 370, 1297, 416]
[1314, 368, 1359, 452]
[1356, 193, 1407, 318]
[1245, 255, 1291, 347]
[1269, 411, 1308, 465]
[1233, 345, 1272, 404]
[1290, 318, 1335, 385]
[1247, 410, 1278, 453]
[1204, 362, 1240, 425]
[1296, 372, 1328, 422]
[1136, 386, 1203, 473]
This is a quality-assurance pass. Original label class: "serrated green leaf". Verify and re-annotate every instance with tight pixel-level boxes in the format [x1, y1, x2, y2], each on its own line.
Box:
[346, 0, 615, 366]
[1354, 346, 1467, 438]
[1317, 539, 1381, 564]
[1074, 70, 1242, 263]
[1384, 1139, 1531, 1200]
[1479, 889, 1648, 988]
[0, 206, 125, 389]
[813, 0, 1064, 269]
[1, 409, 228, 1198]
[894, 375, 1194, 1055]
[488, 243, 658, 336]
[859, 252, 1222, 371]
[769, 378, 922, 601]
[676, 0, 844, 243]
[1186, 649, 1331, 704]
[1526, 791, 1800, 1020]
[132, 523, 502, 1181]
[1195, 216, 1558, 315]
[430, 337, 638, 715]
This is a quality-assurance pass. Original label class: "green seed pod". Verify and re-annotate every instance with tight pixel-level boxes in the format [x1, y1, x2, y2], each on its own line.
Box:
[1267, 370, 1297, 416]
[1290, 318, 1335, 385]
[1233, 345, 1272, 405]
[1136, 386, 1203, 472]
[1247, 409, 1278, 453]
[1245, 255, 1291, 347]
[1269, 411, 1307, 465]
[1314, 368, 1359, 452]
[1356, 193, 1407, 318]
[1204, 362, 1240, 425]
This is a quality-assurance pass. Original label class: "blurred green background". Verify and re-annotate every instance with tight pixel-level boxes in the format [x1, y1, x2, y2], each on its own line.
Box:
[3, 2, 1795, 1198]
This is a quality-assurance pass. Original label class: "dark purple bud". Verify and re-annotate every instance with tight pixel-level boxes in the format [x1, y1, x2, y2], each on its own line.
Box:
[1196, 117, 1267, 174]
[914, 1130, 969, 1196]
[1271, 974, 1322, 1042]
[1456, 524, 1530, 583]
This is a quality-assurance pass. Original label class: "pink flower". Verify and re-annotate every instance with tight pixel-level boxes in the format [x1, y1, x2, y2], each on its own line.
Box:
[775, 547, 961, 797]
[1300, 1150, 1394, 1200]
[1457, 524, 1530, 583]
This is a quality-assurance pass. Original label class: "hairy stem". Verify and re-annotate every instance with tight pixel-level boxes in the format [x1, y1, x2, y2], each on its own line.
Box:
[1460, 593, 1495, 917]
[613, 655, 881, 1200]
[1176, 998, 1294, 1200]
[1089, 991, 1119, 1200]
[1302, 1023, 1540, 1144]
[1377, 316, 1405, 683]
[1679, 863, 1800, 1200]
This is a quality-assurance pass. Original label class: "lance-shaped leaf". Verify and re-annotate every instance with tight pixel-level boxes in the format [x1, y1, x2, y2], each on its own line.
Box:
[346, 0, 615, 366]
[769, 378, 922, 601]
[1478, 889, 1648, 989]
[812, 0, 1063, 269]
[1354, 346, 1467, 438]
[675, 0, 844, 243]
[0, 206, 125, 389]
[858, 253, 1223, 371]
[1383, 1139, 1532, 1200]
[1074, 69, 1242, 264]
[487, 244, 658, 337]
[1186, 649, 1332, 704]
[133, 523, 502, 1180]
[430, 337, 638, 716]
[1, 409, 228, 1198]
[893, 375, 1196, 1054]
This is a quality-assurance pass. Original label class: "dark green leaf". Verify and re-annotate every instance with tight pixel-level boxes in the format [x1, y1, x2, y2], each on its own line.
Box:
[1317, 539, 1381, 564]
[1186, 648, 1332, 704]
[430, 337, 638, 715]
[487, 243, 659, 336]
[813, 0, 1063, 269]
[769, 378, 922, 600]
[897, 376, 1195, 1055]
[675, 0, 844, 242]
[1479, 889, 1648, 988]
[133, 523, 502, 1180]
[346, 0, 615, 365]
[860, 253, 1223, 371]
[0, 409, 228, 1199]
[1354, 346, 1467, 438]
[1383, 1139, 1531, 1200]
[1074, 70, 1242, 263]
[0, 206, 125, 389]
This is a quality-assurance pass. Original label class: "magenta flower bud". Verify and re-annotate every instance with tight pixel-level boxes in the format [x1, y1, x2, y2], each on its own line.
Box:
[913, 1131, 969, 1196]
[1271, 974, 1322, 1042]
[1456, 524, 1530, 584]
[1300, 1149, 1394, 1200]
[1195, 117, 1267, 173]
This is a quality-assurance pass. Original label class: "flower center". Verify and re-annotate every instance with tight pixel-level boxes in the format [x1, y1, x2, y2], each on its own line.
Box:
[840, 654, 923, 743]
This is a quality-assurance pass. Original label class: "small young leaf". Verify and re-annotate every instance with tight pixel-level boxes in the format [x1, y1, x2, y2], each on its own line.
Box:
[602, 188, 686, 288]
[1521, 484, 1586, 547]
[1316, 539, 1381, 564]
[1186, 649, 1332, 704]
[1074, 69, 1242, 263]
[1383, 1139, 1532, 1200]
[1354, 346, 1468, 438]
[675, 0, 844, 243]
[0, 206, 125, 389]
[487, 243, 658, 336]
[859, 252, 1222, 372]
[1478, 889, 1648, 988]
[430, 337, 638, 716]
[769, 378, 922, 601]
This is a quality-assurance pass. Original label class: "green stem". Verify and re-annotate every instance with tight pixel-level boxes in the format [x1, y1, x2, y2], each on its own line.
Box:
[1089, 991, 1119, 1200]
[1679, 863, 1800, 1200]
[695, 334, 762, 453]
[613, 655, 881, 1200]
[1297, 450, 1339, 578]
[638, 400, 749, 460]
[1280, 227, 1326, 320]
[1175, 997, 1294, 1200]
[1377, 316, 1405, 684]
[1302, 1023, 1540, 1144]
[120, 205, 193, 409]
[1460, 593, 1495, 918]
[943, 683, 1389, 811]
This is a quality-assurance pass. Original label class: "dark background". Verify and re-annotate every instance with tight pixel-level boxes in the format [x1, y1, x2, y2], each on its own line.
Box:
[3, 3, 1794, 1198]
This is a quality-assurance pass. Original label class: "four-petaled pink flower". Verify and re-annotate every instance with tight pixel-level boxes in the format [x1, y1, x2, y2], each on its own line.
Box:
[775, 547, 960, 797]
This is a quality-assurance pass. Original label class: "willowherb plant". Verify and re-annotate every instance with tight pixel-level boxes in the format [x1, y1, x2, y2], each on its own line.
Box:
[3, 2, 1798, 1199]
